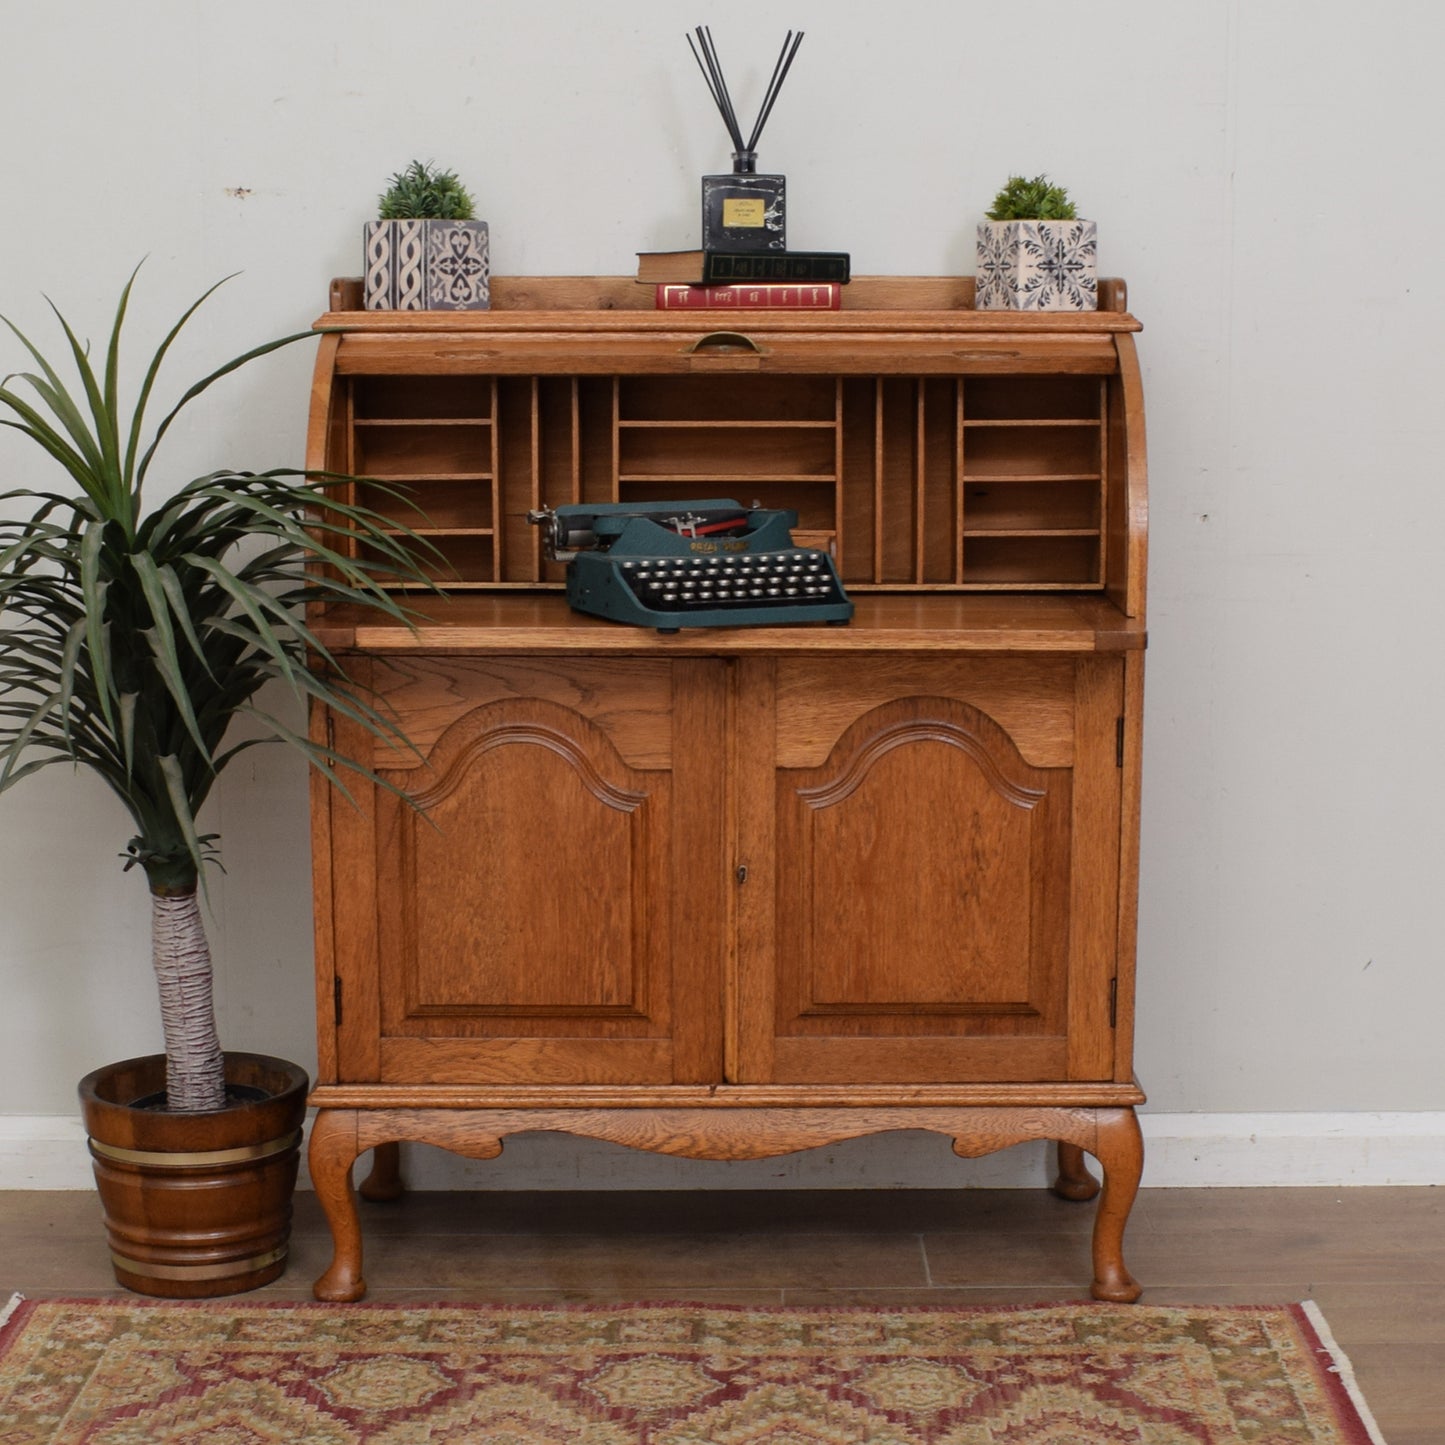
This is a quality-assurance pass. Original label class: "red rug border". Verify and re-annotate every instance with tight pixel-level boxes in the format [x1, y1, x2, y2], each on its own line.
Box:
[0, 1292, 1345, 1316]
[0, 1292, 1343, 1334]
[1291, 1299, 1388, 1445]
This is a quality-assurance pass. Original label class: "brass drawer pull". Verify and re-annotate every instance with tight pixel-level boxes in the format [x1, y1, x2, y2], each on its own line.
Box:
[684, 331, 766, 355]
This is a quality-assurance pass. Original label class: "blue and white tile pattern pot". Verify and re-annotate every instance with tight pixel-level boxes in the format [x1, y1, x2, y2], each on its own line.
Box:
[976, 219, 1097, 311]
[364, 219, 490, 311]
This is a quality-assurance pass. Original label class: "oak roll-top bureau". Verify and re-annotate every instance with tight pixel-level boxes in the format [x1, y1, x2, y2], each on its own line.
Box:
[303, 275, 1149, 1301]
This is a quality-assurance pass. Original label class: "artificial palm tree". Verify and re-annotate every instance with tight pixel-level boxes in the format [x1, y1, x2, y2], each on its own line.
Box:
[0, 270, 432, 1112]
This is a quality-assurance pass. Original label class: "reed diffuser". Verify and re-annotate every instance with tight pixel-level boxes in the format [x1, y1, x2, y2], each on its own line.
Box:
[689, 26, 803, 253]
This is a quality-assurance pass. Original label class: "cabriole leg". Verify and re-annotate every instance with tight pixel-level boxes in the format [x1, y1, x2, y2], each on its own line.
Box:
[1088, 1107, 1144, 1302]
[359, 1140, 404, 1202]
[309, 1108, 369, 1302]
[1052, 1140, 1101, 1201]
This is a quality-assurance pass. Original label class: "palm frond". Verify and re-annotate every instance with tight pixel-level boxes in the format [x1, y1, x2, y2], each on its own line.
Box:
[0, 401, 105, 503]
[1, 269, 439, 893]
[76, 520, 117, 737]
[45, 298, 124, 506]
[122, 272, 234, 488]
[101, 266, 140, 481]
[137, 331, 314, 487]
[1, 317, 110, 487]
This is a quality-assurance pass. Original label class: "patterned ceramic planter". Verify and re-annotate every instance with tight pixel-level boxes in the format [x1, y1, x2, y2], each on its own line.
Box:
[976, 219, 1097, 311]
[363, 219, 490, 311]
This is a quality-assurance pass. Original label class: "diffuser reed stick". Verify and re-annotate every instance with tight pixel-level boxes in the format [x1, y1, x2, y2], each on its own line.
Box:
[745, 31, 803, 154]
[687, 27, 804, 167]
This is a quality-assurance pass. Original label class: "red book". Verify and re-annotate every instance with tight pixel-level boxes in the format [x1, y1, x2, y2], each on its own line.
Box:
[655, 282, 842, 311]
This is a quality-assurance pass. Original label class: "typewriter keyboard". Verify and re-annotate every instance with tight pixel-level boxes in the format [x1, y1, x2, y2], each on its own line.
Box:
[619, 551, 847, 612]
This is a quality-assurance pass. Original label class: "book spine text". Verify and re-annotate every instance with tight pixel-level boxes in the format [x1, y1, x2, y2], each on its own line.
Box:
[702, 252, 850, 283]
[656, 283, 842, 310]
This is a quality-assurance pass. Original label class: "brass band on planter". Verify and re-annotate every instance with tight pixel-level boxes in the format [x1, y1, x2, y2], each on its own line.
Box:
[88, 1129, 302, 1169]
[110, 1244, 288, 1282]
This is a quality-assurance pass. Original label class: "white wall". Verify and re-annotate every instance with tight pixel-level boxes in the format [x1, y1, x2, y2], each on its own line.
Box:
[2, 1, 1442, 1183]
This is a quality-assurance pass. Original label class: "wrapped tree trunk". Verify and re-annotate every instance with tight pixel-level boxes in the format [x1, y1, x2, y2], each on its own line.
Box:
[150, 887, 226, 1112]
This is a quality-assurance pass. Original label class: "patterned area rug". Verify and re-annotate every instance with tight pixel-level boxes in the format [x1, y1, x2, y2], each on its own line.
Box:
[0, 1294, 1384, 1443]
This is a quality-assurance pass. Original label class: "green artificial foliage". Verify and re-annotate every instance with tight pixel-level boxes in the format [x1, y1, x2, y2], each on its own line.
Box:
[0, 269, 435, 890]
[985, 174, 1079, 222]
[0, 267, 439, 1109]
[377, 160, 477, 220]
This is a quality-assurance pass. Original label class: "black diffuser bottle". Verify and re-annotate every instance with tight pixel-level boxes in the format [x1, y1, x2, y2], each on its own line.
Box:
[690, 28, 802, 254]
[702, 151, 786, 253]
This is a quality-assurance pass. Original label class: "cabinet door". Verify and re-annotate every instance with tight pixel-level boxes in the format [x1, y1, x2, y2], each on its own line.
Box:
[734, 655, 1123, 1085]
[322, 656, 727, 1086]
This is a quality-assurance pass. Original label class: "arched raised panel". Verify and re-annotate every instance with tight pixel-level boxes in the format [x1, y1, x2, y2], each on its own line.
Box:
[776, 696, 1069, 1031]
[407, 722, 647, 817]
[383, 698, 664, 1024]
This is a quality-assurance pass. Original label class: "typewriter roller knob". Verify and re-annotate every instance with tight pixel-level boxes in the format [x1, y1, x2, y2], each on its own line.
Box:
[527, 506, 595, 561]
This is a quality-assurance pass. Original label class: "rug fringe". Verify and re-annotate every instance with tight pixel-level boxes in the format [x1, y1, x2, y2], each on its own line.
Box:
[0, 1295, 23, 1331]
[1301, 1299, 1388, 1445]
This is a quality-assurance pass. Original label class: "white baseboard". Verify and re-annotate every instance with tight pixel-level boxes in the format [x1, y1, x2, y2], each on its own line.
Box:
[3, 1111, 1442, 1191]
[0, 1117, 94, 1190]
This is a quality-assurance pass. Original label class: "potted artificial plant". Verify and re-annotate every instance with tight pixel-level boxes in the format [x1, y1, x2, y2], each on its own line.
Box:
[975, 173, 1097, 312]
[363, 159, 490, 311]
[0, 269, 432, 1296]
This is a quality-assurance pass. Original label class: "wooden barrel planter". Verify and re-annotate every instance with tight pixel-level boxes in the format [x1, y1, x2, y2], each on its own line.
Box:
[78, 1052, 308, 1297]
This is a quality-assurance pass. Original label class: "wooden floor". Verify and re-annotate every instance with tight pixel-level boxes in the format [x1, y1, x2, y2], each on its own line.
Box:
[2, 1183, 1438, 1441]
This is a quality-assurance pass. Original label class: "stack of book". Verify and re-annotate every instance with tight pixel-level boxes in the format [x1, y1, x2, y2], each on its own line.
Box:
[637, 249, 851, 311]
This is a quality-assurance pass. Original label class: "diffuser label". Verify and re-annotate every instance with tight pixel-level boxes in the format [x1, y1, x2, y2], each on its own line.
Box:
[723, 198, 767, 228]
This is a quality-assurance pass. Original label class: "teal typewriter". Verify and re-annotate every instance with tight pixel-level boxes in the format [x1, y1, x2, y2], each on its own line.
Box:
[527, 500, 853, 632]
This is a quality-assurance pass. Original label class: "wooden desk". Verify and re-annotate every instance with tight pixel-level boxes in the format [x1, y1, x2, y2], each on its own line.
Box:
[304, 277, 1149, 1301]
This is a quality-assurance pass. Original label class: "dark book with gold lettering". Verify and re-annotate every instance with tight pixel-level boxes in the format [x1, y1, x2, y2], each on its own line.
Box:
[637, 249, 851, 285]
